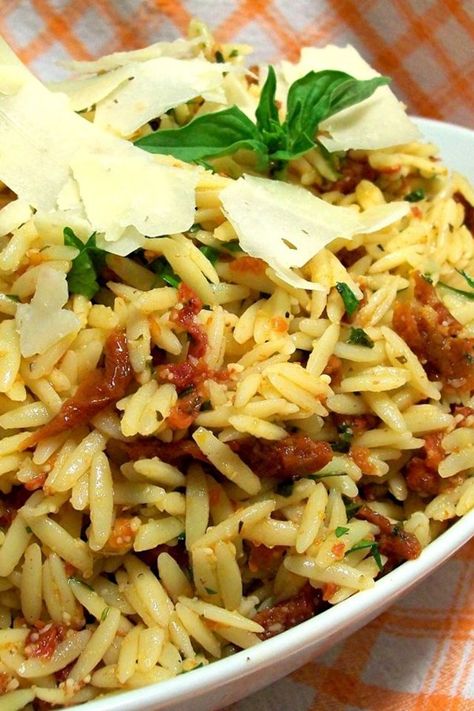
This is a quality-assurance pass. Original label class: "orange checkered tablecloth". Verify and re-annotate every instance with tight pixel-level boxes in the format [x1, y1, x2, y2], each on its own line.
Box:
[1, 1, 473, 710]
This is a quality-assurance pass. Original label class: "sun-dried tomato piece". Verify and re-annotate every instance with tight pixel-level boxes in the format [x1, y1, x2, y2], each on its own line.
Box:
[393, 272, 474, 392]
[356, 505, 421, 565]
[247, 543, 285, 575]
[171, 283, 207, 358]
[24, 330, 132, 447]
[25, 622, 67, 660]
[229, 435, 333, 480]
[253, 584, 324, 640]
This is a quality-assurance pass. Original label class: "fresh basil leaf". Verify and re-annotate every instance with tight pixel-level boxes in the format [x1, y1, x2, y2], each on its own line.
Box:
[457, 269, 474, 290]
[199, 245, 220, 265]
[64, 227, 105, 299]
[335, 526, 349, 537]
[135, 106, 267, 163]
[255, 66, 287, 155]
[348, 327, 374, 348]
[335, 282, 360, 316]
[275, 71, 389, 161]
[256, 66, 279, 132]
[405, 188, 425, 202]
[324, 75, 390, 118]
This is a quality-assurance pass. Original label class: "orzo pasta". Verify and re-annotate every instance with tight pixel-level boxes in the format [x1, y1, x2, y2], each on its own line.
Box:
[0, 20, 472, 709]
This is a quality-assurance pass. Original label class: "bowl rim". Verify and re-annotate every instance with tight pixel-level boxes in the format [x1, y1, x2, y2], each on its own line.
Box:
[69, 116, 474, 711]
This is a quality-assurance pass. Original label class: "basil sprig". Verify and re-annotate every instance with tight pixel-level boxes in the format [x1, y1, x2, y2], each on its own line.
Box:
[64, 227, 106, 299]
[135, 67, 389, 167]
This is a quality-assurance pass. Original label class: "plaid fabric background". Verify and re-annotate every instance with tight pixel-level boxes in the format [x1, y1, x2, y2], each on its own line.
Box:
[0, 1, 473, 709]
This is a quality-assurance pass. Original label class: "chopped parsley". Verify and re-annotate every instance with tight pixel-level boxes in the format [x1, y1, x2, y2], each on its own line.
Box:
[335, 526, 350, 537]
[404, 188, 425, 202]
[101, 606, 111, 621]
[189, 223, 203, 233]
[204, 587, 217, 595]
[331, 424, 353, 453]
[335, 282, 360, 316]
[6, 294, 20, 302]
[229, 49, 239, 58]
[276, 481, 294, 497]
[343, 498, 361, 517]
[63, 227, 106, 299]
[68, 576, 93, 590]
[25, 526, 32, 534]
[457, 269, 474, 289]
[224, 240, 242, 253]
[214, 50, 225, 63]
[347, 327, 374, 348]
[438, 281, 474, 300]
[346, 539, 383, 570]
[199, 245, 220, 265]
[151, 256, 181, 288]
[308, 472, 346, 480]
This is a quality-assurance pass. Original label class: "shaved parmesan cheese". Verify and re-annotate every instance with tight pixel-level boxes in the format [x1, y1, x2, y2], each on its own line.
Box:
[0, 199, 32, 238]
[0, 53, 199, 246]
[220, 175, 409, 290]
[16, 266, 80, 357]
[48, 64, 133, 111]
[62, 37, 200, 75]
[94, 57, 229, 137]
[71, 152, 198, 241]
[278, 45, 420, 151]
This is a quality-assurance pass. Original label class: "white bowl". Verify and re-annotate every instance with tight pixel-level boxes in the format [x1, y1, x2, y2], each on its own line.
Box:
[71, 117, 474, 711]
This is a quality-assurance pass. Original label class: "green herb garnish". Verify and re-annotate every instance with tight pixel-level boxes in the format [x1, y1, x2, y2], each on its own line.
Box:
[457, 269, 474, 289]
[405, 188, 425, 202]
[204, 587, 217, 595]
[308, 472, 346, 480]
[348, 327, 374, 348]
[25, 526, 32, 534]
[101, 606, 110, 621]
[68, 576, 94, 591]
[189, 223, 203, 233]
[438, 282, 474, 300]
[199, 245, 220, 265]
[135, 67, 389, 168]
[63, 227, 106, 299]
[335, 526, 349, 537]
[214, 50, 225, 63]
[331, 424, 353, 453]
[346, 539, 383, 570]
[151, 256, 181, 288]
[335, 282, 360, 316]
[344, 499, 361, 517]
[276, 481, 294, 497]
[224, 240, 242, 253]
[6, 294, 20, 302]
